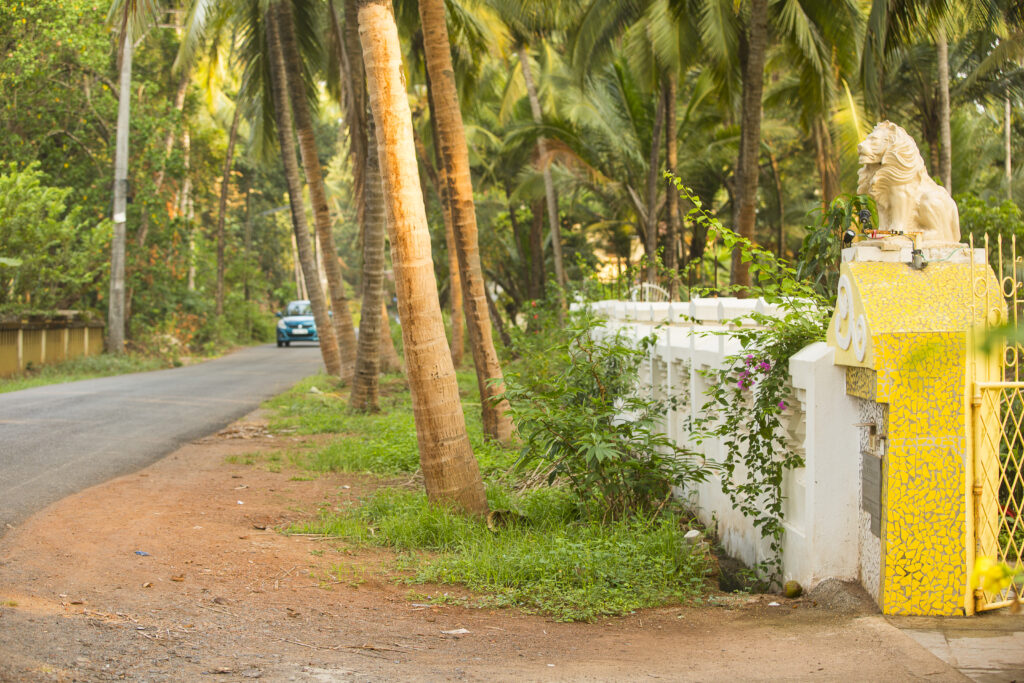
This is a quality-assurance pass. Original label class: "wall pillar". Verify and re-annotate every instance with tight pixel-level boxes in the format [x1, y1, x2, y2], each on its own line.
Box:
[827, 244, 1000, 615]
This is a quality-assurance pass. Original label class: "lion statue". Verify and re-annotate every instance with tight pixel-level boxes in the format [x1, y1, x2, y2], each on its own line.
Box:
[857, 121, 960, 244]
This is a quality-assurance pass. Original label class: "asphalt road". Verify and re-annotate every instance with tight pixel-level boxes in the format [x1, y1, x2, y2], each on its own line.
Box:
[0, 344, 323, 534]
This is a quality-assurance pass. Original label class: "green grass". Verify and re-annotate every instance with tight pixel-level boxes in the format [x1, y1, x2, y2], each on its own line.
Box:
[265, 371, 515, 476]
[266, 368, 712, 621]
[292, 487, 708, 621]
[0, 353, 170, 394]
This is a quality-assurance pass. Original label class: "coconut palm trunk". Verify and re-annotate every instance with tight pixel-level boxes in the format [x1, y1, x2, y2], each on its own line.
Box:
[664, 74, 681, 298]
[519, 45, 566, 308]
[1007, 97, 1013, 202]
[215, 105, 242, 318]
[644, 80, 665, 285]
[812, 116, 840, 206]
[336, 0, 368, 229]
[412, 100, 464, 369]
[425, 95, 465, 370]
[267, 8, 343, 377]
[420, 0, 512, 443]
[379, 300, 401, 371]
[936, 27, 952, 191]
[350, 117, 388, 412]
[357, 0, 487, 514]
[732, 0, 769, 292]
[276, 1, 358, 379]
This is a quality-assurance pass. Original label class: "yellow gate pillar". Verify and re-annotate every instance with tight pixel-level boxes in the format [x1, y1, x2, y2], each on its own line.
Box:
[827, 244, 999, 616]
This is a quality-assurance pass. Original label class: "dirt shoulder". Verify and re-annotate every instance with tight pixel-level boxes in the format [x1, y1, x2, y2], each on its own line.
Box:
[0, 413, 965, 682]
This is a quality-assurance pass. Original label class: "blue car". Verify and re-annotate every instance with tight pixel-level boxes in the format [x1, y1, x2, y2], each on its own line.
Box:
[276, 300, 319, 347]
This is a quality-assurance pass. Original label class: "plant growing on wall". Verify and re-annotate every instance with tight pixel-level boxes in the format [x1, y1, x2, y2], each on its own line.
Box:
[501, 309, 714, 521]
[668, 175, 832, 586]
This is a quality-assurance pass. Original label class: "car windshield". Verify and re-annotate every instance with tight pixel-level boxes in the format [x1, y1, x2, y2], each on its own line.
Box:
[286, 302, 312, 316]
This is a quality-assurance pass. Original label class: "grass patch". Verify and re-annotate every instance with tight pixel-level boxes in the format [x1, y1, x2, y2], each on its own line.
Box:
[225, 449, 297, 473]
[269, 368, 712, 621]
[293, 487, 708, 621]
[266, 371, 514, 476]
[0, 353, 170, 394]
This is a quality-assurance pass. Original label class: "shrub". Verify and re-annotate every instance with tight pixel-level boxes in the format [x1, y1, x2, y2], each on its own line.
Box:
[501, 310, 712, 520]
[0, 162, 111, 312]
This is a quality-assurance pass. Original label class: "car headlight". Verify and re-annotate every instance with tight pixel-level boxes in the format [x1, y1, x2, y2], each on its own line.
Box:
[277, 320, 287, 330]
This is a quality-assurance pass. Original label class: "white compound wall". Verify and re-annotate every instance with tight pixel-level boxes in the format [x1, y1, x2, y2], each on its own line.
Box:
[578, 298, 863, 589]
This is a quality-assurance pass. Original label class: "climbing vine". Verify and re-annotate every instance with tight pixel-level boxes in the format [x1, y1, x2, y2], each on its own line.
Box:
[668, 176, 832, 586]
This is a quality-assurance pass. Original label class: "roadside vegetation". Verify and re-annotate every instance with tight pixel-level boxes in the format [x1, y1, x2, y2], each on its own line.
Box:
[0, 352, 172, 394]
[258, 310, 714, 622]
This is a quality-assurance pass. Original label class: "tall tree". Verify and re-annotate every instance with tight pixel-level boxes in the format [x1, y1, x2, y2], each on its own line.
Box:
[350, 117, 388, 411]
[106, 0, 160, 353]
[732, 0, 768, 292]
[276, 0, 359, 378]
[267, 4, 343, 377]
[358, 0, 488, 513]
[419, 0, 512, 444]
[518, 45, 567, 302]
[1007, 96, 1013, 201]
[664, 73, 681, 296]
[215, 104, 242, 317]
[331, 0, 388, 407]
[937, 26, 952, 189]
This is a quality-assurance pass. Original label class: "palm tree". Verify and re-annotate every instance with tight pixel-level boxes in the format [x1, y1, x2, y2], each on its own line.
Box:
[266, 4, 343, 376]
[349, 116, 389, 411]
[215, 104, 242, 317]
[861, 0, 982, 191]
[728, 0, 768, 291]
[419, 0, 512, 444]
[489, 1, 588, 308]
[518, 45, 567, 301]
[329, 0, 389, 408]
[275, 1, 359, 378]
[357, 0, 488, 513]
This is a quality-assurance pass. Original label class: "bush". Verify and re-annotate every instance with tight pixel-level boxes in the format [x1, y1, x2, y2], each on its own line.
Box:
[501, 310, 712, 520]
[0, 162, 111, 312]
[957, 193, 1024, 275]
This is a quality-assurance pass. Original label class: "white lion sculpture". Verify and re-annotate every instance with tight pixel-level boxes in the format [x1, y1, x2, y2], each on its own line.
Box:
[857, 121, 960, 244]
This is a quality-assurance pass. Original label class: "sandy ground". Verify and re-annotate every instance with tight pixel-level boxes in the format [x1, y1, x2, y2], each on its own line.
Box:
[0, 413, 966, 682]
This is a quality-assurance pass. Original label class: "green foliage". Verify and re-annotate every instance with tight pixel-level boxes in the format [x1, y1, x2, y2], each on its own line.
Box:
[0, 163, 111, 312]
[667, 176, 826, 304]
[672, 180, 831, 585]
[692, 310, 828, 585]
[272, 365, 711, 621]
[266, 372, 514, 477]
[501, 309, 712, 519]
[796, 194, 876, 301]
[957, 193, 1024, 276]
[294, 487, 709, 622]
[958, 193, 1024, 241]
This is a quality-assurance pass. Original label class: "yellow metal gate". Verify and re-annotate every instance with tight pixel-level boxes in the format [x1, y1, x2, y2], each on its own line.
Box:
[967, 233, 1024, 614]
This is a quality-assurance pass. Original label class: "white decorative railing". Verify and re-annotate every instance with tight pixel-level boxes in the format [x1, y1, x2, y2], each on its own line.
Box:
[578, 298, 862, 589]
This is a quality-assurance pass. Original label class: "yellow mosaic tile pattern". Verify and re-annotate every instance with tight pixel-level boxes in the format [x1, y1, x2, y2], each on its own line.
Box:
[830, 260, 1002, 615]
[846, 367, 877, 401]
[874, 332, 965, 615]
